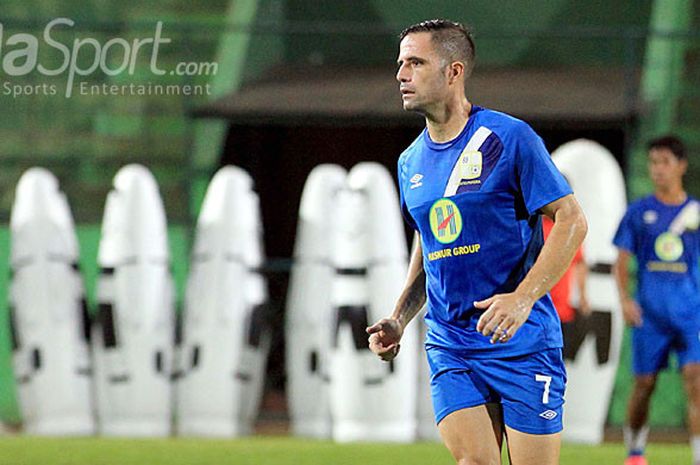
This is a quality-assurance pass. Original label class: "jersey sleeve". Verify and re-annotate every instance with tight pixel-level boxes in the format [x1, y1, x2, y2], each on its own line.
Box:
[613, 207, 636, 254]
[398, 156, 418, 231]
[515, 123, 573, 215]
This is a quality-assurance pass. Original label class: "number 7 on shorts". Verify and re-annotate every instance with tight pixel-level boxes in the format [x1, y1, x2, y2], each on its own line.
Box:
[535, 374, 552, 404]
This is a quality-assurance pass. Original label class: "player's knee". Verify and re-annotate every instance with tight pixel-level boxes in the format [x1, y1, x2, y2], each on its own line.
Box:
[455, 460, 489, 465]
[454, 456, 499, 465]
[448, 445, 499, 465]
[634, 375, 657, 395]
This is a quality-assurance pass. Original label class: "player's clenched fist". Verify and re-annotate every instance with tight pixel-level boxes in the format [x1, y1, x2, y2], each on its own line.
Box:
[366, 318, 403, 361]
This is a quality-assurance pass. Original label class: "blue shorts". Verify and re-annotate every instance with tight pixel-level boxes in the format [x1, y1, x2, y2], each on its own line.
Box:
[632, 315, 700, 375]
[427, 346, 566, 435]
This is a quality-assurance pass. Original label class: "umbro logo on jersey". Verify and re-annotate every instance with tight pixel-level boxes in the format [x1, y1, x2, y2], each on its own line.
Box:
[643, 210, 658, 224]
[539, 410, 558, 420]
[410, 173, 424, 189]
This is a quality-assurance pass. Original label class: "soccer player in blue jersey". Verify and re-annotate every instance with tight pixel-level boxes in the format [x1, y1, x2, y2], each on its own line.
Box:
[366, 19, 587, 465]
[613, 136, 700, 465]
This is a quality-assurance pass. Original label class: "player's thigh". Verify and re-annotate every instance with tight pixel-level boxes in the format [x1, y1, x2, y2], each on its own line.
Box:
[505, 426, 560, 465]
[631, 322, 673, 375]
[677, 318, 700, 375]
[439, 403, 504, 465]
[486, 349, 566, 436]
[428, 346, 496, 426]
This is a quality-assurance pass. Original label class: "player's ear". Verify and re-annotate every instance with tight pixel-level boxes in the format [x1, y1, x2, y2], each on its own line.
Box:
[448, 61, 464, 84]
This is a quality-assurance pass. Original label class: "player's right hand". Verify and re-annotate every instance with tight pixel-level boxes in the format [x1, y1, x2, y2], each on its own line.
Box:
[366, 318, 403, 362]
[621, 297, 642, 327]
[578, 295, 592, 317]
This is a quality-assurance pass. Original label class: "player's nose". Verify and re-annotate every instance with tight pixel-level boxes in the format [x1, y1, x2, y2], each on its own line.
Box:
[396, 64, 409, 82]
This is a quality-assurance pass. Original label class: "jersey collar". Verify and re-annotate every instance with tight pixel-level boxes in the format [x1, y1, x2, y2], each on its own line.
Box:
[423, 105, 482, 151]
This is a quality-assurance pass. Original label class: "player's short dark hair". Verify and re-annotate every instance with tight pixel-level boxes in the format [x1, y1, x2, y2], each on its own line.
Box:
[647, 135, 687, 161]
[399, 19, 476, 77]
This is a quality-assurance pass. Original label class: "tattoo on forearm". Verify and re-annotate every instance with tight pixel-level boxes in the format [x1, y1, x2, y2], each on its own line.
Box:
[397, 269, 426, 326]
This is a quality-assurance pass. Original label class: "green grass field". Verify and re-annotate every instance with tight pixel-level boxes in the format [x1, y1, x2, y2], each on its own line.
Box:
[0, 437, 691, 465]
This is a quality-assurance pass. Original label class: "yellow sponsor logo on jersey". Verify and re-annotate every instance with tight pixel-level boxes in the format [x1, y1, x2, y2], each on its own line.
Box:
[646, 261, 688, 273]
[453, 244, 481, 256]
[429, 198, 463, 244]
[428, 248, 453, 261]
[654, 232, 683, 262]
[428, 243, 481, 261]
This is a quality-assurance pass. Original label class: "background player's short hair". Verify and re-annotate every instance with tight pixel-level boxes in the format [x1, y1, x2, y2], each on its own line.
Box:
[399, 19, 476, 77]
[647, 135, 687, 161]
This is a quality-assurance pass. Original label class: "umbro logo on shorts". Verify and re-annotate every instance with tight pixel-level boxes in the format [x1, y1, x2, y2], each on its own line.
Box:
[539, 410, 558, 420]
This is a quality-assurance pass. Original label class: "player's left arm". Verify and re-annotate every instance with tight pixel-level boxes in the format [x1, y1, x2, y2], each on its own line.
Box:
[475, 194, 587, 342]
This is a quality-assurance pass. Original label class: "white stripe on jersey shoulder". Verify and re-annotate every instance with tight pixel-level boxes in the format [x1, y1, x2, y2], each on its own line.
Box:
[669, 199, 700, 235]
[443, 126, 492, 197]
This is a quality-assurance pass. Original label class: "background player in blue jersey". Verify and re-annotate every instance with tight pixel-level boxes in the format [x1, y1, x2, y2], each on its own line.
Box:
[366, 19, 587, 465]
[613, 136, 700, 465]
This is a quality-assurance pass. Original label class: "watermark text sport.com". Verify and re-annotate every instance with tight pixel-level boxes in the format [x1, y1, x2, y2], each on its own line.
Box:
[0, 18, 217, 97]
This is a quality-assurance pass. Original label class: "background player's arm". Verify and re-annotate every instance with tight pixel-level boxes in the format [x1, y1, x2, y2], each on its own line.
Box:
[613, 249, 643, 326]
[574, 254, 591, 316]
[367, 233, 426, 361]
[476, 194, 587, 342]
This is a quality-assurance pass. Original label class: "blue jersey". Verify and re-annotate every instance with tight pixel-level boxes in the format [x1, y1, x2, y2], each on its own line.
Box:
[613, 195, 700, 319]
[398, 106, 572, 358]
